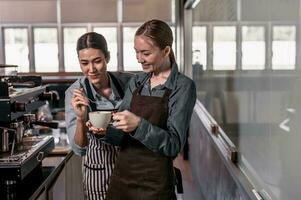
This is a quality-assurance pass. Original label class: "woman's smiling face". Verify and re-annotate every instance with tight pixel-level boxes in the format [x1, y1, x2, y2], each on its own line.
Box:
[78, 48, 108, 85]
[134, 35, 167, 73]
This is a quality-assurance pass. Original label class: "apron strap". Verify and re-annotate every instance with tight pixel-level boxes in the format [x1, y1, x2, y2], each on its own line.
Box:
[133, 74, 172, 100]
[162, 88, 172, 100]
[133, 73, 151, 95]
[108, 71, 125, 99]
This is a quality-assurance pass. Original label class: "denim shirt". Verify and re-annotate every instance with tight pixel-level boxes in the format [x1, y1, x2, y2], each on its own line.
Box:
[107, 63, 197, 157]
[65, 75, 123, 156]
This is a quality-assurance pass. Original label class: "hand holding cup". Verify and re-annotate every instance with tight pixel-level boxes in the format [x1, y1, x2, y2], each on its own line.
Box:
[87, 111, 113, 135]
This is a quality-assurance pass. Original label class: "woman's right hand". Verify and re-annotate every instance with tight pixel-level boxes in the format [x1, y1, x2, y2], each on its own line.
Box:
[71, 88, 89, 121]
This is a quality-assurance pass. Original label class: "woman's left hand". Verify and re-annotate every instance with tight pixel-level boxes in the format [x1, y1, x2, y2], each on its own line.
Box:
[86, 121, 107, 135]
[112, 110, 141, 132]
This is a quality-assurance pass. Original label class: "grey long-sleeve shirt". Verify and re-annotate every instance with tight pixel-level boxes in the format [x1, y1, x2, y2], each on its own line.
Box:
[107, 63, 196, 157]
[65, 75, 123, 156]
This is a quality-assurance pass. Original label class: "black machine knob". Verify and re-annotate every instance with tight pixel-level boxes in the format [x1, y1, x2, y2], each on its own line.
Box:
[11, 102, 26, 112]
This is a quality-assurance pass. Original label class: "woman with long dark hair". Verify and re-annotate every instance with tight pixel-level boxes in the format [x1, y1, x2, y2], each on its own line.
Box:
[65, 32, 132, 200]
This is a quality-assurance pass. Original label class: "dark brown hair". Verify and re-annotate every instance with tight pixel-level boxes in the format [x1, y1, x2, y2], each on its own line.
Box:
[135, 19, 175, 62]
[76, 32, 109, 59]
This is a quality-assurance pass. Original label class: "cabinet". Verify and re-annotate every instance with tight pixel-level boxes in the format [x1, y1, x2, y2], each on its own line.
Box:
[48, 167, 66, 200]
[37, 153, 84, 200]
[65, 154, 84, 200]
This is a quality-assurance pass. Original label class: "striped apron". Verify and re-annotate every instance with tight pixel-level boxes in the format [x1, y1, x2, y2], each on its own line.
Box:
[83, 136, 118, 200]
[82, 78, 121, 200]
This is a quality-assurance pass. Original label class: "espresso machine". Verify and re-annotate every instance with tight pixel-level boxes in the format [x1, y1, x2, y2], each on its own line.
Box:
[0, 67, 58, 199]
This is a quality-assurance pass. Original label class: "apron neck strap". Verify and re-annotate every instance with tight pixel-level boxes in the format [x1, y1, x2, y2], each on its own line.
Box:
[162, 88, 172, 100]
[108, 72, 125, 98]
[134, 73, 151, 95]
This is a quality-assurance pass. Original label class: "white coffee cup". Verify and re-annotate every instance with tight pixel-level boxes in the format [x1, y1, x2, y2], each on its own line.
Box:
[88, 111, 112, 129]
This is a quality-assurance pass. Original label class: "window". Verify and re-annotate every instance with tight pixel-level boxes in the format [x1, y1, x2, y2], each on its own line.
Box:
[213, 26, 236, 70]
[242, 26, 265, 70]
[4, 28, 29, 73]
[192, 26, 207, 69]
[123, 27, 140, 71]
[64, 27, 87, 72]
[93, 27, 118, 71]
[34, 28, 58, 72]
[272, 26, 296, 70]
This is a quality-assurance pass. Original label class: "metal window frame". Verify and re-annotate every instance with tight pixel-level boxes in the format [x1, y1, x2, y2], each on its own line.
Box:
[0, 27, 4, 74]
[28, 25, 34, 72]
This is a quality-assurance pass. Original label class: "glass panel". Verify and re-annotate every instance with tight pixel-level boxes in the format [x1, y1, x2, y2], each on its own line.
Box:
[61, 0, 117, 23]
[0, 0, 57, 23]
[123, 0, 172, 22]
[242, 26, 265, 70]
[4, 28, 29, 73]
[272, 26, 296, 70]
[192, 2, 300, 200]
[213, 26, 236, 70]
[63, 27, 87, 72]
[93, 27, 118, 71]
[192, 26, 207, 69]
[123, 27, 140, 71]
[34, 28, 58, 72]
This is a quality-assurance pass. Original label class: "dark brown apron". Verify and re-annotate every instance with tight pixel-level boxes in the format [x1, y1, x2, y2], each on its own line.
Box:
[106, 77, 176, 200]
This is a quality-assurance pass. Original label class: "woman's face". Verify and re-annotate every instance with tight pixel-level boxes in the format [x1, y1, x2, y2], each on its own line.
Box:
[134, 35, 168, 73]
[78, 48, 108, 85]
